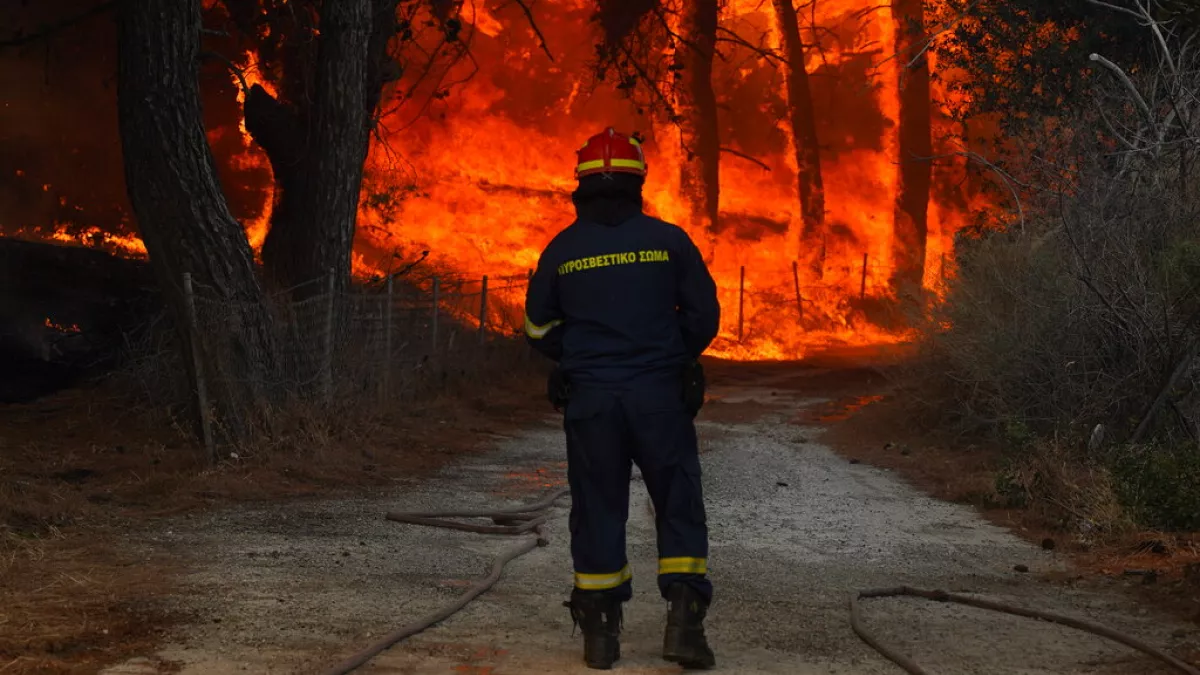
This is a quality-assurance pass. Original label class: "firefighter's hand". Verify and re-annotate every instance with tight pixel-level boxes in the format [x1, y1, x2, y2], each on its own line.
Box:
[682, 361, 706, 418]
[547, 366, 570, 412]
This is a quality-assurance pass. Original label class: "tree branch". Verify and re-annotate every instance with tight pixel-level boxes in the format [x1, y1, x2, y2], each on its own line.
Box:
[1082, 0, 1143, 20]
[716, 27, 784, 65]
[390, 249, 429, 278]
[618, 42, 675, 116]
[905, 0, 978, 69]
[1085, 0, 1178, 77]
[719, 146, 771, 171]
[1093, 97, 1140, 152]
[199, 51, 249, 94]
[1089, 53, 1157, 132]
[870, 0, 978, 72]
[0, 0, 117, 49]
[1132, 336, 1200, 443]
[506, 0, 554, 62]
[919, 150, 1026, 230]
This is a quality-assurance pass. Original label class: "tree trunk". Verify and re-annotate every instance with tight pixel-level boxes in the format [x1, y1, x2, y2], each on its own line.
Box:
[241, 0, 397, 395]
[676, 0, 720, 260]
[891, 0, 933, 293]
[257, 0, 375, 298]
[117, 0, 275, 439]
[773, 0, 826, 279]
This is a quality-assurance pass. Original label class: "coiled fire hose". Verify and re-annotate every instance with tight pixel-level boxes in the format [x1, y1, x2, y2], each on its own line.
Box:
[317, 485, 1196, 675]
[851, 586, 1200, 675]
[319, 487, 571, 675]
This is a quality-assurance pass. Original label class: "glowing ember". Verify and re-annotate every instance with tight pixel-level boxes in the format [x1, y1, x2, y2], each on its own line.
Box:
[44, 317, 81, 334]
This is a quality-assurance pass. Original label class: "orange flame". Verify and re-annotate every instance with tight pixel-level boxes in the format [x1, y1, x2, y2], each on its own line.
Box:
[350, 0, 982, 359]
[9, 224, 149, 258]
[14, 0, 991, 362]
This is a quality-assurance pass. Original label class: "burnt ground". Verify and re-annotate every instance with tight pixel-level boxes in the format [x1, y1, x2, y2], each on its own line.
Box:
[0, 368, 549, 675]
[0, 239, 160, 404]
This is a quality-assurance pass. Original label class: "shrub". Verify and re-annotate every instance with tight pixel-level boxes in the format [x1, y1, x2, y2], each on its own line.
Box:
[1109, 444, 1200, 532]
[993, 438, 1133, 535]
[912, 16, 1200, 533]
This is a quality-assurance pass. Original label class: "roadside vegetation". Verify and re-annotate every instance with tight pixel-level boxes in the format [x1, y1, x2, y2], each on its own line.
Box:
[912, 1, 1200, 542]
[0, 307, 546, 673]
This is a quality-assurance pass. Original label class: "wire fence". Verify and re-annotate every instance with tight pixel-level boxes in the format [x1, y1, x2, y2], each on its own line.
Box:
[179, 251, 932, 454]
[182, 268, 538, 454]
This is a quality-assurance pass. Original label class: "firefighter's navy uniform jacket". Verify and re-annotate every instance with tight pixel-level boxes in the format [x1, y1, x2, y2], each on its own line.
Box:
[524, 195, 721, 604]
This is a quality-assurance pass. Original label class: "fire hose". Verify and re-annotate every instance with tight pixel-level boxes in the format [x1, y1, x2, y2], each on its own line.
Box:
[318, 488, 570, 675]
[850, 587, 1200, 675]
[318, 486, 1197, 675]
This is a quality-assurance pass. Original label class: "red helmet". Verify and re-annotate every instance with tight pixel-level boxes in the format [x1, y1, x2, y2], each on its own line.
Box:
[575, 127, 647, 179]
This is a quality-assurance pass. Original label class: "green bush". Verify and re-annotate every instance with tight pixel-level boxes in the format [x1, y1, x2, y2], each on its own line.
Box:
[1110, 444, 1200, 531]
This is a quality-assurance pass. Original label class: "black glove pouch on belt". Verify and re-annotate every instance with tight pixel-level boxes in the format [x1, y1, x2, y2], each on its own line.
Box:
[682, 361, 706, 418]
[548, 366, 570, 411]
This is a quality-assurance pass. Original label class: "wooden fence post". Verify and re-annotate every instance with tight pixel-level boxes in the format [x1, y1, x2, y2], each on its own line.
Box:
[479, 274, 489, 345]
[431, 275, 440, 352]
[738, 265, 745, 342]
[382, 274, 393, 400]
[860, 253, 869, 300]
[182, 273, 216, 463]
[321, 268, 335, 404]
[791, 261, 803, 324]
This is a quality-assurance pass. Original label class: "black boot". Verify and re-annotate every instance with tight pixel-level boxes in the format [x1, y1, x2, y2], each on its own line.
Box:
[663, 583, 715, 669]
[565, 591, 622, 670]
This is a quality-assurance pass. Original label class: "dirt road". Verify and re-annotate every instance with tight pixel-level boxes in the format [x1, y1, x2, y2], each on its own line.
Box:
[104, 360, 1196, 674]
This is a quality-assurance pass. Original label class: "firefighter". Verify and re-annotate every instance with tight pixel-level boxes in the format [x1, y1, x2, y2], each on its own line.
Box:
[523, 128, 721, 670]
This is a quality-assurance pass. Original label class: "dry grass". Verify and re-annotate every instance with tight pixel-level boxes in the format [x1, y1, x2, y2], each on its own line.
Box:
[0, 366, 549, 534]
[0, 534, 179, 675]
[993, 438, 1135, 537]
[1038, 533, 1200, 633]
[0, 344, 552, 673]
[821, 389, 1200, 627]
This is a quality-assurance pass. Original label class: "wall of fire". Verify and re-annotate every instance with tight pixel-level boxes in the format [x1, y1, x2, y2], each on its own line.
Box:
[1, 0, 992, 359]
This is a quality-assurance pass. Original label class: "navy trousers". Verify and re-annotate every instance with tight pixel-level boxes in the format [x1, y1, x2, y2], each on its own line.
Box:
[563, 381, 712, 604]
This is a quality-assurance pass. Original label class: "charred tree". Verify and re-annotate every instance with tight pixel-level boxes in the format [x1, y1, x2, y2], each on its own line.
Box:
[256, 0, 371, 298]
[676, 0, 720, 259]
[234, 0, 400, 298]
[891, 0, 933, 293]
[117, 0, 275, 438]
[772, 0, 826, 278]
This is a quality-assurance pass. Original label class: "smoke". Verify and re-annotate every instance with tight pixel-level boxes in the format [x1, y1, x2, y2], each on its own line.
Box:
[0, 2, 272, 242]
[592, 0, 660, 52]
[0, 1, 125, 237]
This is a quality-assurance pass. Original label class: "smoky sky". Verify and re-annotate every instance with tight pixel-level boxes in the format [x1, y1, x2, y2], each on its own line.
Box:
[0, 1, 269, 240]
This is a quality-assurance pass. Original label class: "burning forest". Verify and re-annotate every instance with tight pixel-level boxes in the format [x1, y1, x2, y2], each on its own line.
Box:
[1, 0, 995, 364]
[7, 4, 1200, 671]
